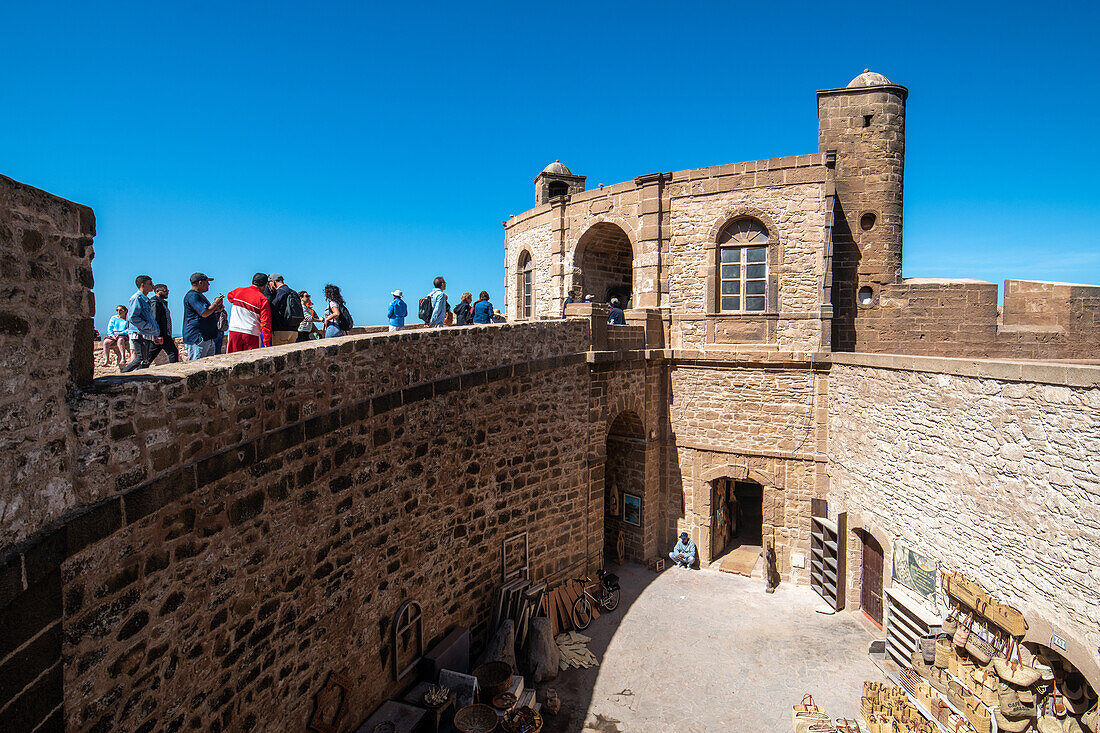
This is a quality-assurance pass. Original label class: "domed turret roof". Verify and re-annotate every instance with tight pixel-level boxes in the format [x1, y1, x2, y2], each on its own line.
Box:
[846, 69, 893, 88]
[541, 160, 572, 176]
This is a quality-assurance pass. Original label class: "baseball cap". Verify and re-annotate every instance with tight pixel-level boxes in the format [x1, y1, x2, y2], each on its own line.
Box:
[680, 532, 689, 540]
[190, 272, 213, 284]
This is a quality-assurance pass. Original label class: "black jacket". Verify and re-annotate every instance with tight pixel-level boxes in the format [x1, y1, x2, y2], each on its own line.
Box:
[270, 286, 304, 331]
[453, 300, 473, 326]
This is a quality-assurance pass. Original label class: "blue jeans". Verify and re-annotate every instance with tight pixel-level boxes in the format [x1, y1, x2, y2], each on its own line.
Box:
[325, 325, 346, 338]
[186, 340, 217, 361]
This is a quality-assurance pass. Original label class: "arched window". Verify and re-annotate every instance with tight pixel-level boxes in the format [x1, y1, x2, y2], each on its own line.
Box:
[517, 252, 533, 319]
[718, 218, 768, 312]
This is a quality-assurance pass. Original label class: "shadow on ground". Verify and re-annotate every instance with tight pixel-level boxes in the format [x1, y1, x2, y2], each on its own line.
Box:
[538, 562, 886, 733]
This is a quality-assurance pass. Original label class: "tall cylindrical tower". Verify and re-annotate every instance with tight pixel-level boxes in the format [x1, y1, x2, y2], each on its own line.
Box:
[818, 70, 908, 350]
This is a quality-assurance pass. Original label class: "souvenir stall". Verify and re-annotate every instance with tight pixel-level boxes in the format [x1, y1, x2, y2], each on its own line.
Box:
[872, 569, 1097, 733]
[793, 564, 1098, 733]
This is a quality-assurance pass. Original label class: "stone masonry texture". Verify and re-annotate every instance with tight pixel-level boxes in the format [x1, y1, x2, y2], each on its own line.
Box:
[4, 71, 1100, 731]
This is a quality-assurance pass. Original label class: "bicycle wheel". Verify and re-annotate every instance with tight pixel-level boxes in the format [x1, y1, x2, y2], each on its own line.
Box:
[572, 594, 594, 630]
[601, 586, 620, 612]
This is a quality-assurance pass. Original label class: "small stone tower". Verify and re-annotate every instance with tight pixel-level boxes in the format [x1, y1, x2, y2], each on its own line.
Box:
[534, 160, 585, 206]
[818, 70, 908, 350]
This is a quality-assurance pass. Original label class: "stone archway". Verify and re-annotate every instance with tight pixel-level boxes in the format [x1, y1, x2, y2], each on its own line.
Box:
[604, 411, 645, 564]
[574, 222, 634, 306]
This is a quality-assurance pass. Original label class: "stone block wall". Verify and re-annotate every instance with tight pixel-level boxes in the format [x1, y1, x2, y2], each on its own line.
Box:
[0, 315, 665, 732]
[0, 176, 96, 548]
[827, 353, 1100, 686]
[664, 356, 829, 578]
[0, 176, 95, 732]
[850, 279, 1100, 359]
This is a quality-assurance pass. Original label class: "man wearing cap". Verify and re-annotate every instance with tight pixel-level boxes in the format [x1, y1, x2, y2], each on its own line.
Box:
[267, 273, 304, 346]
[669, 532, 697, 569]
[227, 273, 274, 352]
[387, 289, 407, 332]
[182, 273, 224, 360]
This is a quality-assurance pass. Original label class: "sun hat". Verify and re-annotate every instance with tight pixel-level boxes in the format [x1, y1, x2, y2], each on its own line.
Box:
[392, 290, 402, 297]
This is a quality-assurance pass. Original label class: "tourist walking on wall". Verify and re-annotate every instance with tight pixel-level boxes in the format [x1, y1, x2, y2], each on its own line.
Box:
[387, 289, 407, 332]
[607, 298, 625, 325]
[121, 275, 161, 372]
[297, 291, 321, 342]
[453, 291, 473, 326]
[472, 291, 494, 324]
[322, 283, 352, 338]
[101, 305, 131, 367]
[182, 272, 224, 360]
[226, 273, 273, 352]
[424, 276, 449, 327]
[267, 273, 305, 346]
[146, 284, 179, 364]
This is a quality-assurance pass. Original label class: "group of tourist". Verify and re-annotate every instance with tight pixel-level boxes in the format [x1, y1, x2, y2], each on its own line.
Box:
[102, 272, 507, 372]
[562, 287, 627, 325]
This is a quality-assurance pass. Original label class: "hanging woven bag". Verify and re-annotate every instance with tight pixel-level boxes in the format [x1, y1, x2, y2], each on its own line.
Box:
[964, 630, 995, 665]
[994, 638, 1042, 687]
[953, 612, 972, 648]
[994, 708, 1036, 733]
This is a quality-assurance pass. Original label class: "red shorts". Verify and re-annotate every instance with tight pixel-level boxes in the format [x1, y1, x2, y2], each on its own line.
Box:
[227, 331, 260, 353]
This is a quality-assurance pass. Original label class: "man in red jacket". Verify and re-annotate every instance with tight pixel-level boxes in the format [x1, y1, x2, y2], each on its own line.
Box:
[226, 272, 273, 352]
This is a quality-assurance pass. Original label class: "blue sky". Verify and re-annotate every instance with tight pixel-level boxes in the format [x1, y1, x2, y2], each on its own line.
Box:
[3, 1, 1098, 331]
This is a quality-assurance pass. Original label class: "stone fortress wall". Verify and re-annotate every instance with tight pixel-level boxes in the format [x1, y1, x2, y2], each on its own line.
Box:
[3, 68, 1100, 732]
[827, 353, 1100, 685]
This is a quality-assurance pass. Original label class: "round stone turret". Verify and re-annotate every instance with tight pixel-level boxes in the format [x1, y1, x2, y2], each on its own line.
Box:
[541, 160, 573, 176]
[533, 160, 585, 206]
[846, 69, 893, 88]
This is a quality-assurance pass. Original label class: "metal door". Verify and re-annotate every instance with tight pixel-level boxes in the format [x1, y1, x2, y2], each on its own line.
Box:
[861, 535, 884, 625]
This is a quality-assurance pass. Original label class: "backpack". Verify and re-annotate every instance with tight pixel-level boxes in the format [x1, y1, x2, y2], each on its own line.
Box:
[335, 302, 353, 331]
[418, 295, 433, 323]
[283, 289, 304, 324]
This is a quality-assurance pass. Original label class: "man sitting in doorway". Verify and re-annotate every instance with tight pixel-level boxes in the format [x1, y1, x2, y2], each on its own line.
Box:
[669, 532, 697, 569]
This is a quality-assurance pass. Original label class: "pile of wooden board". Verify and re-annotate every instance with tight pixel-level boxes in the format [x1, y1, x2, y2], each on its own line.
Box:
[491, 578, 546, 651]
[543, 579, 598, 635]
[555, 631, 598, 670]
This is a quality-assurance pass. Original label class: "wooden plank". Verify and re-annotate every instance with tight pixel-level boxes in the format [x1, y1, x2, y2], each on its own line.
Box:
[547, 591, 560, 636]
[554, 587, 572, 632]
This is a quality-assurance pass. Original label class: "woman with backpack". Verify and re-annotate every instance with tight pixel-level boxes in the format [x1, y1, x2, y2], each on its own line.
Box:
[322, 283, 352, 338]
[453, 292, 474, 325]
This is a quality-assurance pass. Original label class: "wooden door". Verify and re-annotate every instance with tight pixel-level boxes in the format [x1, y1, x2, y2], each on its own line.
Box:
[861, 536, 884, 625]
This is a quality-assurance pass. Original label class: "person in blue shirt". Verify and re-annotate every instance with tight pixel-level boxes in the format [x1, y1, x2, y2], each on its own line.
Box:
[387, 289, 407, 331]
[182, 272, 224, 360]
[427, 277, 449, 327]
[607, 297, 626, 325]
[669, 532, 697, 569]
[121, 275, 161, 372]
[472, 291, 494, 324]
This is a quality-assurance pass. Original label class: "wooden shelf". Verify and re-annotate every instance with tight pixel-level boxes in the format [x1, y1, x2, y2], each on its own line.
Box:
[808, 510, 845, 612]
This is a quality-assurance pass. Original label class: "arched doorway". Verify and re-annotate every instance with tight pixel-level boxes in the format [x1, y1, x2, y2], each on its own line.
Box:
[604, 411, 645, 565]
[711, 478, 763, 575]
[575, 223, 633, 306]
[860, 533, 884, 626]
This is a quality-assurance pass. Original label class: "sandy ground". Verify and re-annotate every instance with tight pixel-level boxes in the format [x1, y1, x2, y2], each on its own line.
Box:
[541, 563, 886, 733]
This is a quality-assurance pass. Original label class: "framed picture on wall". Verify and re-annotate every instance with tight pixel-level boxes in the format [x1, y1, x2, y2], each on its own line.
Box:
[622, 493, 641, 526]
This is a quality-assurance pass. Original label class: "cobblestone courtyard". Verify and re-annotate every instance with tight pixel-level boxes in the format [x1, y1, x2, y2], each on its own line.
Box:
[546, 563, 887, 732]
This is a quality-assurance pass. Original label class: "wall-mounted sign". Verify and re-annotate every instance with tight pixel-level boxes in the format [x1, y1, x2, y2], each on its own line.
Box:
[891, 541, 938, 603]
[1051, 633, 1067, 652]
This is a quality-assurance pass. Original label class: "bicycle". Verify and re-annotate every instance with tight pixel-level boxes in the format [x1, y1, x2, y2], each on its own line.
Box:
[571, 569, 621, 630]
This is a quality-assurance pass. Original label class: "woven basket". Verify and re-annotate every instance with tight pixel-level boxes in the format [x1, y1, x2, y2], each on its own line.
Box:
[935, 637, 953, 668]
[455, 703, 500, 733]
[473, 661, 512, 699]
